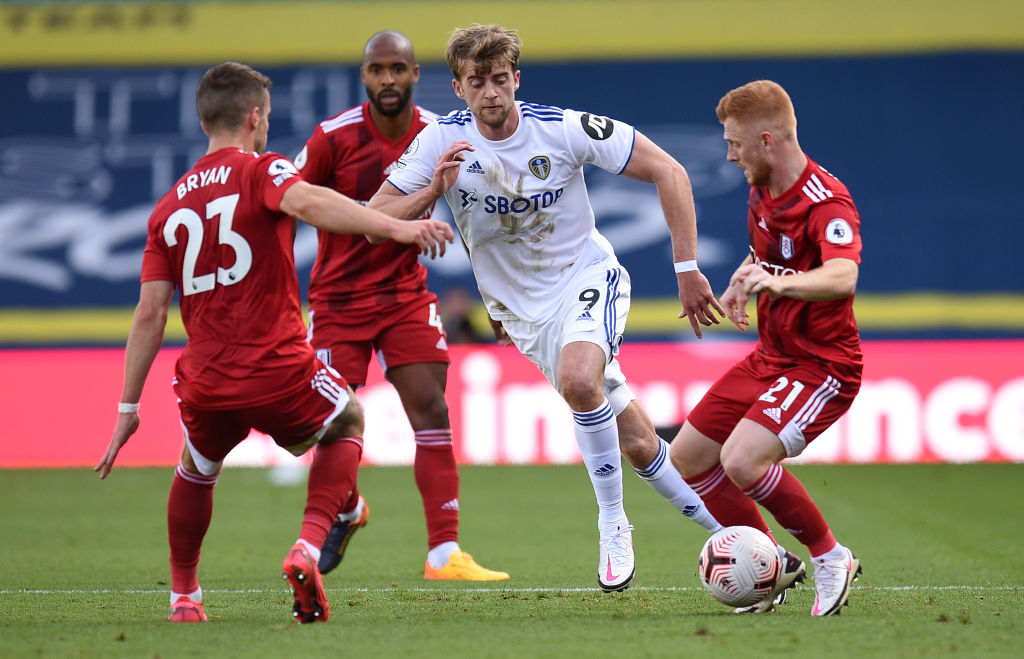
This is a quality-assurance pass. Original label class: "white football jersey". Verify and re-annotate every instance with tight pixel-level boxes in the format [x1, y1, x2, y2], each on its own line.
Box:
[386, 101, 636, 323]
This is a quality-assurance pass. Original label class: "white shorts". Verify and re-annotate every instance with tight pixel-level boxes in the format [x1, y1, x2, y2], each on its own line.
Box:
[501, 259, 635, 415]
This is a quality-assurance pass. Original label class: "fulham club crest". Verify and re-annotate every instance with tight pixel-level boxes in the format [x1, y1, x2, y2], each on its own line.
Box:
[780, 234, 794, 260]
[529, 155, 551, 180]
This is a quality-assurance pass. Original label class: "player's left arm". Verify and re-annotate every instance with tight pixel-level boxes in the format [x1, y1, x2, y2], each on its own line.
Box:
[95, 279, 174, 479]
[737, 257, 858, 300]
[620, 132, 725, 337]
[739, 201, 861, 300]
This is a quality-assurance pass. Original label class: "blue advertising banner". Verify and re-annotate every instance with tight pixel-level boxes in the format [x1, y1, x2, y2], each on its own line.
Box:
[1, 54, 1021, 325]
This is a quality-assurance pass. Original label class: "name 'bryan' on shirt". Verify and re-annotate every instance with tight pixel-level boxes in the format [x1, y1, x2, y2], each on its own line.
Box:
[177, 165, 231, 200]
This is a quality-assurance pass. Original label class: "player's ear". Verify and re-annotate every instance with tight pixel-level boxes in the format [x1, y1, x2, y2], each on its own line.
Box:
[513, 69, 521, 91]
[411, 63, 420, 84]
[248, 105, 262, 130]
[452, 78, 465, 100]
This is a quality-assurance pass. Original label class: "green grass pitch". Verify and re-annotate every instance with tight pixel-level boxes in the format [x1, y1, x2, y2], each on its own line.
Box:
[1, 463, 1021, 657]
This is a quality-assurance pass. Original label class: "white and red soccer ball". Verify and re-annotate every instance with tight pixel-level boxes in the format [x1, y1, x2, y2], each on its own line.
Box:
[698, 526, 781, 607]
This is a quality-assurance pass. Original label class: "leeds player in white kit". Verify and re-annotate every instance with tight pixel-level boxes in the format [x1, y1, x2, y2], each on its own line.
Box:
[370, 24, 725, 592]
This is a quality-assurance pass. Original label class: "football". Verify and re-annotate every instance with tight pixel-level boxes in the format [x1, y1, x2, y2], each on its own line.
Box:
[698, 526, 781, 607]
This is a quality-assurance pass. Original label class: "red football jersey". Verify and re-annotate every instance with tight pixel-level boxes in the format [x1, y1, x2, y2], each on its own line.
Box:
[298, 102, 436, 319]
[746, 156, 863, 375]
[141, 147, 315, 409]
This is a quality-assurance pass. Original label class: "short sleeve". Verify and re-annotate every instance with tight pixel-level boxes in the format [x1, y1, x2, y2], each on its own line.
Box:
[809, 200, 862, 265]
[294, 128, 333, 186]
[562, 108, 636, 175]
[385, 120, 443, 194]
[253, 152, 303, 212]
[140, 218, 173, 284]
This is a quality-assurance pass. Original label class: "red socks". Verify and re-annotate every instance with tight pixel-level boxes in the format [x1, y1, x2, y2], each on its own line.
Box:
[167, 465, 217, 596]
[414, 429, 460, 549]
[744, 463, 835, 556]
[301, 437, 363, 548]
[684, 465, 776, 543]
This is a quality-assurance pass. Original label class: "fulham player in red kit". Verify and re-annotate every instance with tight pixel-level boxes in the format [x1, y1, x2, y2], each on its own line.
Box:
[295, 31, 507, 581]
[94, 61, 453, 624]
[669, 80, 863, 616]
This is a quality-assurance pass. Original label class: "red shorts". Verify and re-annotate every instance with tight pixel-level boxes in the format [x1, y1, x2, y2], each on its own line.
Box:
[308, 294, 450, 387]
[178, 360, 350, 470]
[686, 351, 861, 458]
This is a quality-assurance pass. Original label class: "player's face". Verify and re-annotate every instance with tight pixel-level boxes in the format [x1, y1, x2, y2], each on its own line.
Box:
[723, 118, 770, 187]
[254, 92, 271, 154]
[453, 63, 520, 129]
[362, 44, 419, 117]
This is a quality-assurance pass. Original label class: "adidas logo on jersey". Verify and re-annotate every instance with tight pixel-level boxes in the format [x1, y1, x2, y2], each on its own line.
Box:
[466, 160, 485, 174]
[758, 217, 769, 232]
[575, 310, 595, 322]
[593, 463, 618, 477]
[441, 498, 460, 511]
[762, 407, 782, 424]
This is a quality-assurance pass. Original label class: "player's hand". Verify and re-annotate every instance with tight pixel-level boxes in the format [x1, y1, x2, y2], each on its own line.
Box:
[94, 410, 141, 479]
[720, 278, 750, 331]
[676, 270, 725, 339]
[488, 316, 512, 346]
[391, 218, 454, 258]
[430, 141, 474, 196]
[734, 263, 779, 296]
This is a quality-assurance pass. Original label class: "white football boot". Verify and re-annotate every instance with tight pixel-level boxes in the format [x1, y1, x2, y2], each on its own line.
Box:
[811, 546, 862, 616]
[597, 518, 635, 592]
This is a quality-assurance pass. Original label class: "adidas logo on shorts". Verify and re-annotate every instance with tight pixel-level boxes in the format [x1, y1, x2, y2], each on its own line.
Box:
[762, 407, 783, 424]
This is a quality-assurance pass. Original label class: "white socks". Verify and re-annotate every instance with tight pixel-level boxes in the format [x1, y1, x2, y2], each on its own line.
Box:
[427, 541, 460, 569]
[170, 587, 202, 606]
[573, 400, 626, 524]
[634, 437, 722, 533]
[297, 538, 321, 563]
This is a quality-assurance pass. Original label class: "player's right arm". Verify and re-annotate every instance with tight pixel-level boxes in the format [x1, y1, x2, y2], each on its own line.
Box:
[95, 279, 174, 479]
[369, 140, 474, 222]
[280, 180, 453, 258]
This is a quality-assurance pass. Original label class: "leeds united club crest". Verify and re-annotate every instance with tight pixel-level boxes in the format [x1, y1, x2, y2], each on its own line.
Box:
[529, 155, 550, 180]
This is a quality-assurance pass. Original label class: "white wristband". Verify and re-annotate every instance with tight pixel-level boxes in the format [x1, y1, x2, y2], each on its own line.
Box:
[118, 402, 140, 414]
[673, 260, 698, 273]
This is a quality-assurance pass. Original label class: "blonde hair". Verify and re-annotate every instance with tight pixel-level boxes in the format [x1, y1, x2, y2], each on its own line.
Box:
[196, 61, 271, 132]
[445, 24, 521, 80]
[716, 80, 797, 139]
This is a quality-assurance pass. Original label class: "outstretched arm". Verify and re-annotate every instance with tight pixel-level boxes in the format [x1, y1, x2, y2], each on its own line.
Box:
[281, 180, 454, 258]
[95, 279, 173, 479]
[620, 132, 725, 338]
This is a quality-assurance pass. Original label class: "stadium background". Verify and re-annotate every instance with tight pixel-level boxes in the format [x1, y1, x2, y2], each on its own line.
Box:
[1, 0, 1022, 467]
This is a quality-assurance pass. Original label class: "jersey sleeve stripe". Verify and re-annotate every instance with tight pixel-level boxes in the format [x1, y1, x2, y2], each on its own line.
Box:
[801, 173, 835, 203]
[320, 107, 364, 133]
[383, 178, 412, 195]
[616, 127, 637, 175]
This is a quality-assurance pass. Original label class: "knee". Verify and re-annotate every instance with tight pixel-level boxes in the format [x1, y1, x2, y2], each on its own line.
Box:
[324, 396, 366, 440]
[719, 444, 761, 490]
[410, 392, 450, 429]
[559, 374, 604, 412]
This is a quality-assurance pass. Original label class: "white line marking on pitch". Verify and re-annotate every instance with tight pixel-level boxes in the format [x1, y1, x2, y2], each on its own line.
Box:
[2, 585, 1022, 596]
